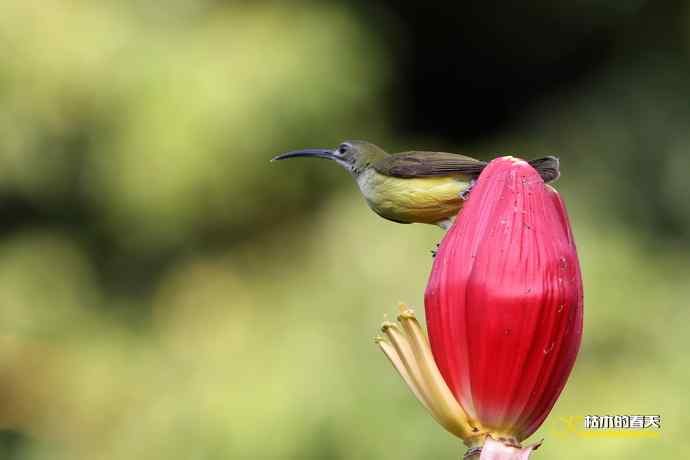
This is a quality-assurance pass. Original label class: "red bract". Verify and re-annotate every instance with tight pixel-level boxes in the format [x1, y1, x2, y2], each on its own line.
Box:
[425, 156, 583, 442]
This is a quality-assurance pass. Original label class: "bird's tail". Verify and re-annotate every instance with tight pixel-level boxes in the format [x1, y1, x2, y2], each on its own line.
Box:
[527, 156, 560, 183]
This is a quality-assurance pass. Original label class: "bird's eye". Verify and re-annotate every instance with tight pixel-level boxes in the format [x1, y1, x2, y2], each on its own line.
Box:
[338, 144, 349, 154]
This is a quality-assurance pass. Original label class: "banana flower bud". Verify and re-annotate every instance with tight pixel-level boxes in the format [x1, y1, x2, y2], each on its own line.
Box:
[377, 156, 583, 459]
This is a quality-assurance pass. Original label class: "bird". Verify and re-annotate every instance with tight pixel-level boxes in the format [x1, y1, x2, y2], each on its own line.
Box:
[272, 140, 560, 229]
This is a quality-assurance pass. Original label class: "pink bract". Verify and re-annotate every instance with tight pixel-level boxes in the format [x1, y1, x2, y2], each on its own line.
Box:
[425, 156, 583, 441]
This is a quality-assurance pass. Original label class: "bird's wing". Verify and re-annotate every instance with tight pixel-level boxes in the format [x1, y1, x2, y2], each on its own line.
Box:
[374, 151, 487, 178]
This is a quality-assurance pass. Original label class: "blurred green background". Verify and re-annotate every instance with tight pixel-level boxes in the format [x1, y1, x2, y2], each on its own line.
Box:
[0, 1, 688, 459]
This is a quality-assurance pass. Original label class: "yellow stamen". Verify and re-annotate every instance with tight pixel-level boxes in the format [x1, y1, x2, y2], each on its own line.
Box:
[376, 339, 430, 411]
[381, 322, 434, 410]
[377, 305, 479, 441]
[398, 308, 475, 439]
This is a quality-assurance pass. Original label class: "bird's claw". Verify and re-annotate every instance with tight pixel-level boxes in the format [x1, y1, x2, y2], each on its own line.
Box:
[460, 180, 476, 201]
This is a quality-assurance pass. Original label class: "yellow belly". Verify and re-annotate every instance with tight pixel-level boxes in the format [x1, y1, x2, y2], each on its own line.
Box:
[357, 170, 469, 225]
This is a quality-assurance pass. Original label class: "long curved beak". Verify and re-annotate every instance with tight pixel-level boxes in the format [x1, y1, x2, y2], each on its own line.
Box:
[271, 149, 336, 162]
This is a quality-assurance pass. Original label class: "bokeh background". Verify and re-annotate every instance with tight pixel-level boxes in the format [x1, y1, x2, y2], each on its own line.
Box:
[0, 1, 688, 459]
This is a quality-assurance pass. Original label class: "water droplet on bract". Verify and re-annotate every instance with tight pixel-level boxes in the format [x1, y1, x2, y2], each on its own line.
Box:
[543, 342, 555, 354]
[504, 328, 511, 336]
[557, 304, 564, 313]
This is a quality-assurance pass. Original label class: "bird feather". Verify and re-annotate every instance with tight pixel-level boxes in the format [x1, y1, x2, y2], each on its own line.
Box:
[374, 151, 488, 178]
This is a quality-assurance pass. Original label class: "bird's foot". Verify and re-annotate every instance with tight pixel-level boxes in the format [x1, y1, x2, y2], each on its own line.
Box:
[431, 242, 440, 258]
[460, 180, 476, 201]
[436, 219, 453, 230]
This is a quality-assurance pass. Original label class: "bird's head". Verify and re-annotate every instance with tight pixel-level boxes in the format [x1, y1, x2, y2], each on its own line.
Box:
[272, 140, 388, 177]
